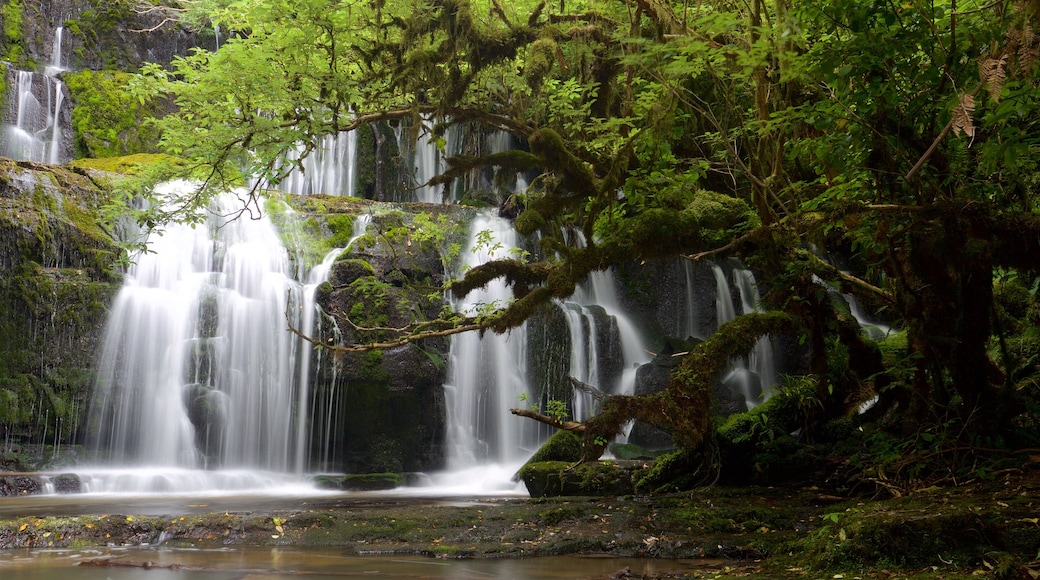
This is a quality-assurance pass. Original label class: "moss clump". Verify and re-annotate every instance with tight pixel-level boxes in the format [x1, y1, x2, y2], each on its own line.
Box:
[64, 70, 165, 158]
[313, 473, 403, 491]
[524, 429, 583, 465]
[342, 473, 403, 491]
[801, 494, 1040, 571]
[325, 213, 357, 248]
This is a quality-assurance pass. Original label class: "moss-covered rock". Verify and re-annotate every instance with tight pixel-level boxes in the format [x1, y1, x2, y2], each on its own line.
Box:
[518, 460, 649, 497]
[63, 70, 164, 158]
[524, 429, 583, 465]
[0, 161, 121, 462]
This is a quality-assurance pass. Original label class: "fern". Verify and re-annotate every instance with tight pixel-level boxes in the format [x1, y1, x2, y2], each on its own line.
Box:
[979, 55, 1008, 103]
[951, 93, 976, 138]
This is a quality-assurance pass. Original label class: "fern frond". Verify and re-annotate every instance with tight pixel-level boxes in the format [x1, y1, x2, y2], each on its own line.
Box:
[979, 56, 1009, 102]
[951, 94, 976, 138]
[1018, 24, 1039, 73]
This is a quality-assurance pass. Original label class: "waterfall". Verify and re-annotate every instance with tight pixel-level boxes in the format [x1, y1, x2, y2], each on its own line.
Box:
[264, 132, 358, 196]
[403, 118, 448, 204]
[711, 261, 777, 406]
[560, 269, 653, 424]
[294, 248, 344, 473]
[444, 213, 535, 467]
[1, 70, 68, 164]
[84, 182, 333, 492]
[308, 213, 370, 472]
[45, 26, 65, 75]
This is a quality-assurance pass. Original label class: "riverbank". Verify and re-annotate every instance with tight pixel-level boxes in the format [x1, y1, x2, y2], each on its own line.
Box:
[1, 471, 1039, 578]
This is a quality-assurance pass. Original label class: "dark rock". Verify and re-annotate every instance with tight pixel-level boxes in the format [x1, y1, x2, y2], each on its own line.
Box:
[0, 475, 42, 496]
[51, 473, 81, 494]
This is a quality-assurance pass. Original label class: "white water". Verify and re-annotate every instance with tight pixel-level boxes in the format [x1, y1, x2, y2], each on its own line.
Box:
[444, 213, 536, 467]
[1, 70, 67, 164]
[85, 182, 332, 492]
[403, 117, 448, 204]
[308, 214, 370, 472]
[560, 267, 653, 424]
[264, 131, 358, 196]
[45, 26, 65, 76]
[711, 261, 777, 407]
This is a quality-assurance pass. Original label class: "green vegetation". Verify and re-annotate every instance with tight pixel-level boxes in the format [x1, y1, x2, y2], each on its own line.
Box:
[113, 0, 1040, 500]
[1, 0, 24, 63]
[63, 70, 163, 158]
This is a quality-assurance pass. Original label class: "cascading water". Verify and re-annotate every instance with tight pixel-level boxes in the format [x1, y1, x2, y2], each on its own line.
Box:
[45, 26, 65, 75]
[560, 249, 653, 422]
[1, 70, 68, 164]
[263, 131, 358, 197]
[306, 213, 371, 473]
[444, 213, 535, 467]
[711, 261, 777, 406]
[400, 118, 450, 204]
[84, 182, 329, 493]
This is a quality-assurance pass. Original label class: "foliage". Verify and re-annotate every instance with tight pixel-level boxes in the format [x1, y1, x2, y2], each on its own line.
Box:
[117, 0, 1040, 484]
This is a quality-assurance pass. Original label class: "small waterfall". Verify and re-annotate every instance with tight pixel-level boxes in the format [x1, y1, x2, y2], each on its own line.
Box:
[265, 132, 358, 196]
[85, 182, 333, 492]
[559, 269, 652, 425]
[711, 261, 777, 406]
[294, 248, 343, 473]
[679, 259, 708, 341]
[444, 213, 535, 467]
[404, 118, 447, 204]
[1, 70, 69, 164]
[45, 26, 65, 76]
[308, 213, 370, 472]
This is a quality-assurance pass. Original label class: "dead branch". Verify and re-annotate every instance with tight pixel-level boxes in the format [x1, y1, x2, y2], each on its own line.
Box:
[569, 376, 608, 400]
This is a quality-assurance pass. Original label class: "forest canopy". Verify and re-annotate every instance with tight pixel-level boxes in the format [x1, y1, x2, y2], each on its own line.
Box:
[128, 0, 1040, 492]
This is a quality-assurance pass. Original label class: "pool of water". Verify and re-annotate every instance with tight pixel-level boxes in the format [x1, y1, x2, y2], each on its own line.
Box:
[0, 545, 706, 579]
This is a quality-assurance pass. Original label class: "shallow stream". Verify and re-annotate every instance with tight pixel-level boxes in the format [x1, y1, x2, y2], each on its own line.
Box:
[1, 546, 703, 579]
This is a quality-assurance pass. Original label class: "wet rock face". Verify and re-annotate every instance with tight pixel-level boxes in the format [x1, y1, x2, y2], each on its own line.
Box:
[0, 161, 121, 461]
[28, 0, 215, 71]
[300, 203, 471, 474]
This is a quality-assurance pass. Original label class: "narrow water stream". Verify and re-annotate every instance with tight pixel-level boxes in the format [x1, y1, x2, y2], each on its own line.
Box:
[1, 546, 702, 579]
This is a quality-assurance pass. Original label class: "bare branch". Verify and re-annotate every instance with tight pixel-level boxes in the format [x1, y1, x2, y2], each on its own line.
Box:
[569, 376, 608, 400]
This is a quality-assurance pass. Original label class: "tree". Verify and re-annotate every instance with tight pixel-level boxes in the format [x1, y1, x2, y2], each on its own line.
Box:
[126, 0, 1040, 485]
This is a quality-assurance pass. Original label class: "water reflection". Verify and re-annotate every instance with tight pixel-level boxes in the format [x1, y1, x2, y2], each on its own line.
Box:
[0, 546, 700, 579]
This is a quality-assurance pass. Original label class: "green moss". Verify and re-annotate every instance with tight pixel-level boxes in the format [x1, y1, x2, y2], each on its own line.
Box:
[0, 62, 7, 104]
[518, 460, 647, 497]
[800, 495, 1040, 571]
[68, 153, 181, 176]
[325, 213, 356, 247]
[1, 0, 24, 62]
[525, 429, 583, 465]
[63, 70, 163, 158]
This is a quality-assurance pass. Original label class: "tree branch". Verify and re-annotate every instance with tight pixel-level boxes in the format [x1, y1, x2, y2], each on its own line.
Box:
[509, 408, 587, 432]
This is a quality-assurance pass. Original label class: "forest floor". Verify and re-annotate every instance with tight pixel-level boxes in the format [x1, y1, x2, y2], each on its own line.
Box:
[1, 469, 1039, 579]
